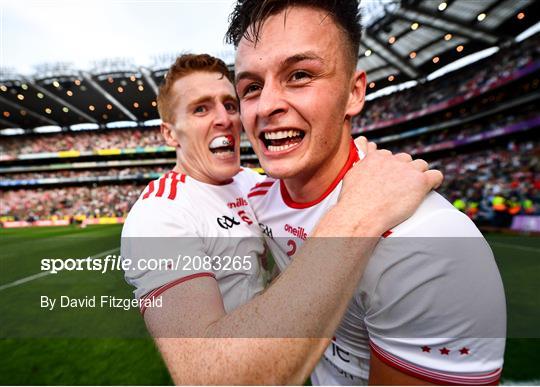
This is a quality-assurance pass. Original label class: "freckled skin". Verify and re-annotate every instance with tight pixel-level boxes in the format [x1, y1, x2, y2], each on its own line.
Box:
[161, 72, 242, 185]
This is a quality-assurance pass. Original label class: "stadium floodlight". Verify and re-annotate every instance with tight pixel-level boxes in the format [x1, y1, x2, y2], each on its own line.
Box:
[426, 46, 499, 81]
[70, 123, 100, 131]
[515, 21, 540, 43]
[106, 120, 138, 129]
[139, 67, 159, 95]
[143, 118, 162, 127]
[34, 125, 62, 133]
[0, 128, 25, 136]
[365, 80, 418, 101]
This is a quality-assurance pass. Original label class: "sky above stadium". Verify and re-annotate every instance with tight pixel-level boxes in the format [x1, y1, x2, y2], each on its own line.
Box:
[1, 0, 397, 76]
[1, 0, 239, 75]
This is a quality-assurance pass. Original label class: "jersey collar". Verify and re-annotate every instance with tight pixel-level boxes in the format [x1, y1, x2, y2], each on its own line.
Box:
[280, 139, 360, 209]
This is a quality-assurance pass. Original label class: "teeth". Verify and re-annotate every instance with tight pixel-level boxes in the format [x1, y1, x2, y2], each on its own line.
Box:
[268, 143, 297, 152]
[209, 135, 234, 149]
[264, 130, 301, 140]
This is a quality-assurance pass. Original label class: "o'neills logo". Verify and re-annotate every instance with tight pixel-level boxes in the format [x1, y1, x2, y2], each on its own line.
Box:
[228, 197, 248, 208]
[284, 224, 308, 240]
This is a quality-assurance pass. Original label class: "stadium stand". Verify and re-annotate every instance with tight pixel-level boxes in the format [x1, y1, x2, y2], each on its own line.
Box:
[0, 184, 144, 224]
[0, 128, 162, 158]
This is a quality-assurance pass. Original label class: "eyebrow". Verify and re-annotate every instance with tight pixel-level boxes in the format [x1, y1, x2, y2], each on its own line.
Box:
[282, 52, 325, 68]
[235, 51, 324, 84]
[188, 94, 238, 108]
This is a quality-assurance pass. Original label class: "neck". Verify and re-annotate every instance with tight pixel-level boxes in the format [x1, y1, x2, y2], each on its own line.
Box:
[283, 135, 352, 203]
[173, 160, 233, 186]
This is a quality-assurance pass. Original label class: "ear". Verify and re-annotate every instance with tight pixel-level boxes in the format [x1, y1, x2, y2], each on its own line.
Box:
[345, 70, 366, 119]
[160, 122, 180, 148]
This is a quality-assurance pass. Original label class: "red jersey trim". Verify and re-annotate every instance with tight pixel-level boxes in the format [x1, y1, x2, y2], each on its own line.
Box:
[382, 230, 393, 238]
[168, 173, 180, 200]
[369, 341, 501, 385]
[167, 171, 186, 200]
[143, 171, 186, 201]
[280, 140, 360, 209]
[250, 181, 275, 191]
[155, 175, 167, 198]
[248, 190, 269, 198]
[139, 272, 216, 315]
[142, 181, 155, 199]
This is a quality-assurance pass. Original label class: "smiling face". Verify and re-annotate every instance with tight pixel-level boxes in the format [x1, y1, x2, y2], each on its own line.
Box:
[235, 6, 366, 189]
[161, 71, 241, 185]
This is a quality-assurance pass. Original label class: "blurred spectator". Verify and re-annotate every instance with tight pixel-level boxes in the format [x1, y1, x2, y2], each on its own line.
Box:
[1, 141, 537, 226]
[0, 184, 145, 221]
[385, 105, 538, 156]
[2, 166, 171, 181]
[0, 128, 163, 158]
[432, 141, 539, 226]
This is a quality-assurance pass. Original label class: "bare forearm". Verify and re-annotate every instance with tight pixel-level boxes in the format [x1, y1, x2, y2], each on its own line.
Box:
[197, 208, 382, 382]
[206, 236, 378, 338]
[157, 337, 328, 385]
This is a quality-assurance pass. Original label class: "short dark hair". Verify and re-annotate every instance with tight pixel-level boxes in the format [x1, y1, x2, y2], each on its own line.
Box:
[225, 0, 362, 67]
[157, 54, 233, 122]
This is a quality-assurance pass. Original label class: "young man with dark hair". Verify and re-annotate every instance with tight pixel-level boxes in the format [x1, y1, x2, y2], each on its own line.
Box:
[227, 0, 506, 385]
[121, 53, 443, 384]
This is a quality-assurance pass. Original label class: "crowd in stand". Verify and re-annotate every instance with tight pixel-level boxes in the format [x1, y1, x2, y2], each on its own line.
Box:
[354, 35, 540, 130]
[385, 107, 539, 156]
[0, 184, 145, 221]
[432, 141, 539, 226]
[0, 128, 163, 158]
[2, 166, 171, 182]
[1, 141, 537, 225]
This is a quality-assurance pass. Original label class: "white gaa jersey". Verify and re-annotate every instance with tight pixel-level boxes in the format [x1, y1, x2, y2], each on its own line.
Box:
[121, 168, 267, 314]
[248, 141, 506, 385]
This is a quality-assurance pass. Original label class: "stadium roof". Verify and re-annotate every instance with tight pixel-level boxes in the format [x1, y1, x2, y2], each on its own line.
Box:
[0, 0, 538, 132]
[360, 0, 538, 89]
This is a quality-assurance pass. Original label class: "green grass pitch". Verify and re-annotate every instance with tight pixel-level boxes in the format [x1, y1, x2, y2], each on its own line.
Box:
[0, 225, 538, 385]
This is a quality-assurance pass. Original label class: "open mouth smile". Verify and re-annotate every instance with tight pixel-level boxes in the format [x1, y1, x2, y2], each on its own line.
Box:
[259, 129, 305, 153]
[209, 135, 235, 155]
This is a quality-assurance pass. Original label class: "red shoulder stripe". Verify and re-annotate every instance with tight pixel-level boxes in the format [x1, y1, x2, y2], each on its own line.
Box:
[155, 175, 167, 198]
[142, 181, 155, 199]
[168, 173, 181, 200]
[250, 181, 275, 191]
[248, 190, 269, 198]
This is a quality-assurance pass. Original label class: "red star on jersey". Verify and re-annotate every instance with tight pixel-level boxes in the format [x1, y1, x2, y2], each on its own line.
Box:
[459, 347, 470, 355]
[421, 346, 431, 353]
[439, 347, 450, 355]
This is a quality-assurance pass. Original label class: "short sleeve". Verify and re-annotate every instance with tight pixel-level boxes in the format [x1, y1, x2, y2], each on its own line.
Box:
[121, 197, 214, 304]
[362, 209, 506, 384]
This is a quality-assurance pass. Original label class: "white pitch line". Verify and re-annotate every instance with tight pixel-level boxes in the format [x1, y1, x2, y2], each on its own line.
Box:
[489, 241, 540, 254]
[0, 247, 120, 292]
